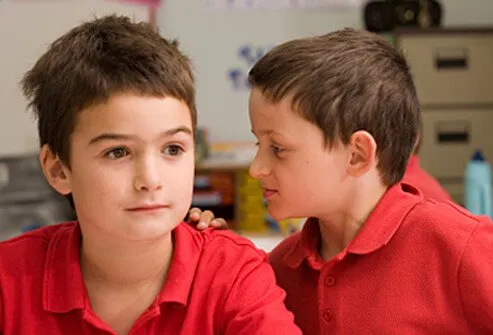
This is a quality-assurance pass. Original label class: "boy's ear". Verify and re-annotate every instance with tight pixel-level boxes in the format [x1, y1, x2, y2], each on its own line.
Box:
[346, 130, 377, 177]
[39, 144, 72, 195]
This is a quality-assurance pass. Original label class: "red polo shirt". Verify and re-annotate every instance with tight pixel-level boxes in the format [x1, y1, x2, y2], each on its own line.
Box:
[269, 183, 493, 334]
[403, 155, 452, 202]
[0, 222, 301, 335]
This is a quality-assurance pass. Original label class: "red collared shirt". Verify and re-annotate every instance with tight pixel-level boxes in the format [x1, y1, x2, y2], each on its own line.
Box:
[269, 183, 493, 334]
[403, 155, 452, 203]
[0, 222, 301, 335]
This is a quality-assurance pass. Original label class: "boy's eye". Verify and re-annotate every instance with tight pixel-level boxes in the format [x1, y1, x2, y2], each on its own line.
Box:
[163, 145, 184, 156]
[106, 147, 129, 159]
[271, 145, 284, 155]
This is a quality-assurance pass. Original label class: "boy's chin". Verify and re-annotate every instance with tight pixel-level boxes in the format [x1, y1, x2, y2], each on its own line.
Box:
[119, 229, 174, 242]
[266, 208, 293, 222]
[110, 219, 179, 242]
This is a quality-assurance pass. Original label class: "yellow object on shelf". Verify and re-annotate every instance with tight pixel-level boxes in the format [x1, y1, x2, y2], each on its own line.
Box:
[278, 218, 305, 235]
[237, 170, 267, 232]
[237, 170, 306, 234]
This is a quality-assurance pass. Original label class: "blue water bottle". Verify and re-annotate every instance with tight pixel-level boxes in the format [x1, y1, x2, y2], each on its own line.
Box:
[464, 150, 493, 218]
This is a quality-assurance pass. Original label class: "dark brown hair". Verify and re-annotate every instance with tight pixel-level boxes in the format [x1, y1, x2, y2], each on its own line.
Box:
[22, 14, 196, 166]
[249, 28, 420, 185]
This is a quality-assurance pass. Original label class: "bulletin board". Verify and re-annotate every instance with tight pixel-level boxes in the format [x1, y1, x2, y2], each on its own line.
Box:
[0, 0, 152, 156]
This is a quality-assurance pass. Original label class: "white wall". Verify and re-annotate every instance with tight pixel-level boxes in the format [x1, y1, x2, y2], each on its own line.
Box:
[159, 1, 361, 144]
[1, 1, 493, 155]
[158, 0, 493, 144]
[0, 0, 149, 156]
[443, 0, 493, 26]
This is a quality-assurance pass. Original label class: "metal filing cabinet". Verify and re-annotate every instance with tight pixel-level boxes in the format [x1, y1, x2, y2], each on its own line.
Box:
[0, 155, 75, 241]
[395, 28, 493, 205]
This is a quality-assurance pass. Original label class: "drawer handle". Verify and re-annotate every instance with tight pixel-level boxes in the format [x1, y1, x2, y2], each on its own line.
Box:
[0, 164, 9, 189]
[435, 120, 470, 144]
[435, 48, 468, 70]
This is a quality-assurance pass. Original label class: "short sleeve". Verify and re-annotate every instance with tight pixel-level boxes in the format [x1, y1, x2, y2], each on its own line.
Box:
[458, 219, 493, 332]
[221, 246, 301, 335]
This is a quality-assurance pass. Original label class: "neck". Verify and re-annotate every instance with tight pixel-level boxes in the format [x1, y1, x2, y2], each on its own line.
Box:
[318, 174, 387, 261]
[80, 230, 173, 288]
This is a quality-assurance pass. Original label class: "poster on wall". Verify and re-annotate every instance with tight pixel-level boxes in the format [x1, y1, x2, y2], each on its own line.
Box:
[204, 0, 363, 10]
[227, 43, 274, 91]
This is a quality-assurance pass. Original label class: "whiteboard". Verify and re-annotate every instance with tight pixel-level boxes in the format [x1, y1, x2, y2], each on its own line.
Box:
[159, 0, 362, 144]
[0, 0, 150, 156]
[159, 0, 493, 144]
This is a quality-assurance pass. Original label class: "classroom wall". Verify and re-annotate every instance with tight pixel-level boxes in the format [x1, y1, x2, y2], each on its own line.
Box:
[158, 0, 493, 144]
[0, 0, 149, 156]
[0, 1, 492, 155]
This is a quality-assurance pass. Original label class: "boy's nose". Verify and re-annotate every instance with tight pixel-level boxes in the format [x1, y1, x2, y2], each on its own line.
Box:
[249, 154, 271, 179]
[133, 158, 162, 192]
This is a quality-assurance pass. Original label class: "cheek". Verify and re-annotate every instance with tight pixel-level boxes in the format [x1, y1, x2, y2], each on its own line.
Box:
[167, 158, 195, 218]
[287, 180, 320, 205]
[274, 165, 309, 201]
[169, 155, 194, 191]
[171, 164, 194, 195]
[282, 160, 337, 201]
[68, 162, 128, 206]
[71, 171, 118, 210]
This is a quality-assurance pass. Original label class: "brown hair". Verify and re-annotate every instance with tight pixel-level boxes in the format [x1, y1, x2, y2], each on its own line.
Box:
[22, 14, 196, 166]
[248, 28, 420, 185]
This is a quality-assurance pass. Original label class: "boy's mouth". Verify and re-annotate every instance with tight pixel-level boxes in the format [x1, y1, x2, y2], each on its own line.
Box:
[262, 188, 278, 199]
[126, 204, 169, 213]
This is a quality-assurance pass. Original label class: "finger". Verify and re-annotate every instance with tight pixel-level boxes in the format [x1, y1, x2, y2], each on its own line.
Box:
[211, 218, 229, 230]
[196, 221, 208, 230]
[199, 210, 215, 226]
[188, 207, 202, 221]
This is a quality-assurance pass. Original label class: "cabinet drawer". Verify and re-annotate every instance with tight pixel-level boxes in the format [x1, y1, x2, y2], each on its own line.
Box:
[420, 108, 493, 179]
[397, 31, 493, 105]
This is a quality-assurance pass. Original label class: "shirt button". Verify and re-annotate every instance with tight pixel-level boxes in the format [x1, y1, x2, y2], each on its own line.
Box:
[325, 275, 336, 287]
[323, 309, 333, 323]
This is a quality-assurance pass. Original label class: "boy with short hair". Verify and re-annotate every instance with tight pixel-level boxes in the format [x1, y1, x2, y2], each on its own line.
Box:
[194, 28, 493, 334]
[0, 15, 301, 335]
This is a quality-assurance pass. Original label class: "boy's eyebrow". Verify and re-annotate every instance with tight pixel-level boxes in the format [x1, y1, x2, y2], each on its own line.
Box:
[251, 129, 273, 135]
[251, 129, 284, 137]
[88, 126, 193, 145]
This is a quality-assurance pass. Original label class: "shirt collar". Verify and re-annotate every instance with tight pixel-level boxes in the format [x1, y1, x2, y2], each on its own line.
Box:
[406, 155, 420, 172]
[43, 222, 202, 313]
[43, 222, 86, 313]
[155, 223, 202, 306]
[283, 182, 422, 269]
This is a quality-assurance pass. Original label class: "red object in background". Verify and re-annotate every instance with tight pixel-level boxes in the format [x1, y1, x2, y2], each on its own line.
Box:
[116, 0, 161, 8]
[111, 0, 161, 27]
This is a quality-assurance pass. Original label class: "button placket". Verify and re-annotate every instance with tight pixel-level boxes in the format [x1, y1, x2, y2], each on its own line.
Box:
[322, 308, 333, 323]
[324, 275, 336, 287]
[320, 264, 339, 326]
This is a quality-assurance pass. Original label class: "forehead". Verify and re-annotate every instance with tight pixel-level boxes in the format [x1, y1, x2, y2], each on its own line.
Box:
[248, 88, 328, 150]
[72, 94, 192, 139]
[249, 89, 306, 132]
